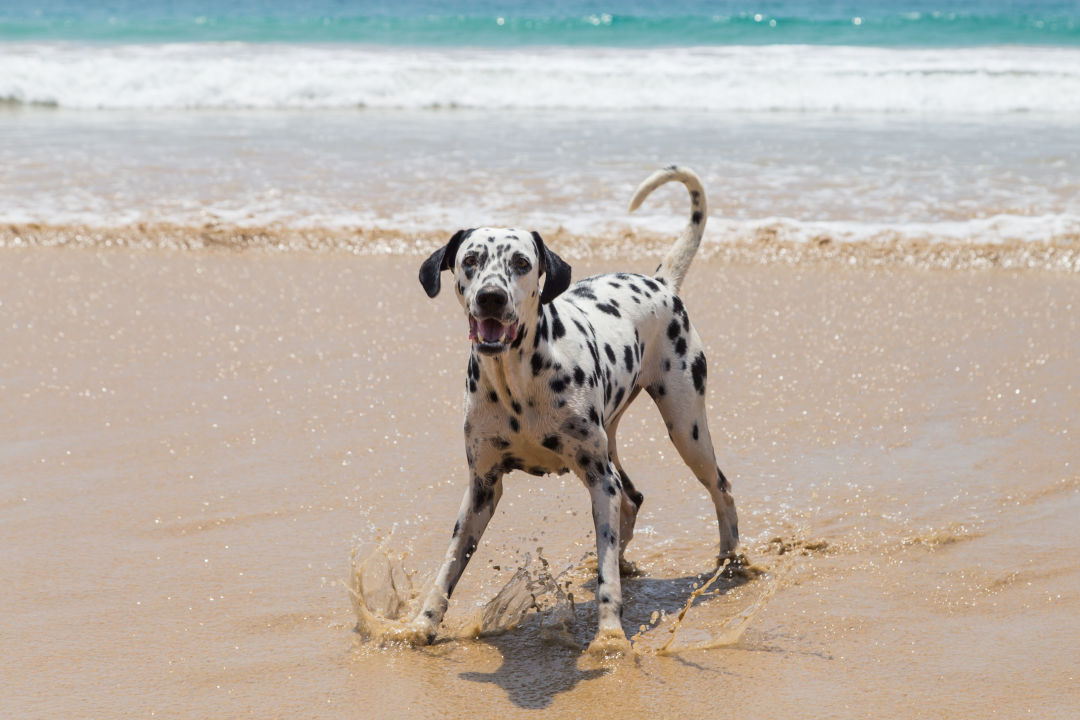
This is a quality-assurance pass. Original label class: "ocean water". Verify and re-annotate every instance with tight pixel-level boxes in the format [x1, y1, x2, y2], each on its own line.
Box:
[1, 1, 1078, 250]
[3, 0, 1080, 46]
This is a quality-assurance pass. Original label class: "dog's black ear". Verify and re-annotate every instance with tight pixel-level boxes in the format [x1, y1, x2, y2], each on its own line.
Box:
[532, 231, 572, 304]
[419, 229, 468, 298]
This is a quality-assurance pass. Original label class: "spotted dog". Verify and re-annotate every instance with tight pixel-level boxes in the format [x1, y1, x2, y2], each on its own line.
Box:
[412, 166, 739, 651]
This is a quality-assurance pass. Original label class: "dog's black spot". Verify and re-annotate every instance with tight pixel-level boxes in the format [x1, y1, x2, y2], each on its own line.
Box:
[562, 417, 591, 441]
[655, 383, 666, 397]
[542, 435, 561, 452]
[662, 359, 671, 372]
[452, 519, 461, 538]
[642, 277, 660, 293]
[509, 416, 520, 432]
[471, 483, 493, 511]
[550, 306, 566, 340]
[675, 337, 687, 356]
[492, 436, 511, 450]
[571, 285, 597, 300]
[501, 454, 524, 472]
[510, 327, 526, 349]
[673, 297, 690, 331]
[595, 302, 620, 318]
[424, 609, 436, 619]
[612, 386, 625, 409]
[692, 423, 699, 441]
[605, 482, 617, 497]
[691, 352, 707, 394]
[623, 345, 634, 372]
[530, 352, 544, 376]
[717, 466, 730, 492]
[604, 344, 616, 364]
[570, 366, 584, 385]
[692, 211, 703, 225]
[588, 406, 600, 425]
[576, 451, 596, 479]
[550, 377, 567, 393]
[667, 319, 680, 341]
[511, 400, 522, 415]
[536, 314, 549, 343]
[488, 390, 498, 403]
[619, 469, 644, 508]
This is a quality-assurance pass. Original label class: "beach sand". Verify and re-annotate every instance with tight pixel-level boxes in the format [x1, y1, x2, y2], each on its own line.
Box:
[2, 244, 1078, 718]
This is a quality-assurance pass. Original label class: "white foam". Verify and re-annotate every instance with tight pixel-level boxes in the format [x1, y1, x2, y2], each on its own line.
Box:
[3, 43, 1080, 114]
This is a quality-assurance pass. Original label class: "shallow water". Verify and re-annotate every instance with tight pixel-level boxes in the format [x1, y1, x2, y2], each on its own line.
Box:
[2, 248, 1077, 717]
[2, 107, 1079, 246]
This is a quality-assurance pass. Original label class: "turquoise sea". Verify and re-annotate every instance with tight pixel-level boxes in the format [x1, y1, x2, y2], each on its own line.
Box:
[3, 0, 1080, 46]
[1, 1, 1078, 249]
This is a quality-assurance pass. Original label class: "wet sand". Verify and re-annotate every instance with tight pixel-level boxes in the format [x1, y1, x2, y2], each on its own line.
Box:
[2, 246, 1078, 718]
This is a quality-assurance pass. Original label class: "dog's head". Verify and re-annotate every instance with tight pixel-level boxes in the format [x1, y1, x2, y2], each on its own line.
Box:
[419, 228, 572, 356]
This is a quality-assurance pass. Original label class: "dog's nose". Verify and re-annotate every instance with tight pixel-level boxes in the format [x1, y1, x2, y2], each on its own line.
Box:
[475, 286, 509, 315]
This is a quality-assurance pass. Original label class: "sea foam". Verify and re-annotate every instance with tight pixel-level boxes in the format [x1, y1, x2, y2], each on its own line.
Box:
[3, 43, 1080, 114]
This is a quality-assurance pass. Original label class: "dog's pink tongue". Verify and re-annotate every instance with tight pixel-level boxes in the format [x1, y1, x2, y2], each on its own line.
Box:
[479, 318, 505, 343]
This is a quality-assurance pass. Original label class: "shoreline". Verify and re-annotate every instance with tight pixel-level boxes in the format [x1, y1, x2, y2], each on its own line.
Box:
[3, 221, 1079, 272]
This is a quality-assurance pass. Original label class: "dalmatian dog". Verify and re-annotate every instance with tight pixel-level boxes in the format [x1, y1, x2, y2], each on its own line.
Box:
[412, 166, 739, 651]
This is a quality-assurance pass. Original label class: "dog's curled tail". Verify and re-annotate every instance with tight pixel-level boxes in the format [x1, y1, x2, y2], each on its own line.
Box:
[628, 165, 707, 294]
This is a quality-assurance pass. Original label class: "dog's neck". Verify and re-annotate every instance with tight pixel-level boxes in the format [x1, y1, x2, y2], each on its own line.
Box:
[473, 301, 550, 410]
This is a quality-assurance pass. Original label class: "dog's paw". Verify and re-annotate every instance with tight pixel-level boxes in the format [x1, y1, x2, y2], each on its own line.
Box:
[362, 618, 437, 647]
[584, 628, 634, 659]
[392, 624, 436, 646]
[618, 557, 642, 577]
[718, 552, 762, 580]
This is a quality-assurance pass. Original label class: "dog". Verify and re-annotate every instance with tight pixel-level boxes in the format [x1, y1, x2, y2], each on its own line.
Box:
[411, 166, 739, 651]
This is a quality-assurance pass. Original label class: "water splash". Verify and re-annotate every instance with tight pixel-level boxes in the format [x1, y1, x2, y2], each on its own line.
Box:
[658, 558, 787, 654]
[348, 543, 781, 654]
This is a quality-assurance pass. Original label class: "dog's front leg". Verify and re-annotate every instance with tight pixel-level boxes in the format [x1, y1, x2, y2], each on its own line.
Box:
[583, 461, 630, 650]
[410, 470, 503, 644]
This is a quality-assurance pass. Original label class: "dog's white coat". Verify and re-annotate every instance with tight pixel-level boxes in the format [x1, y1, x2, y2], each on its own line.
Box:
[414, 166, 739, 649]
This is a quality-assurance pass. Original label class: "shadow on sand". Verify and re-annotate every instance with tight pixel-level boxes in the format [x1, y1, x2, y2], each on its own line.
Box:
[458, 567, 755, 709]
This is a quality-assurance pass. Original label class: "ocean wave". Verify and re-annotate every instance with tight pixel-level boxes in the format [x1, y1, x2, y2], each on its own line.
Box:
[2, 43, 1080, 113]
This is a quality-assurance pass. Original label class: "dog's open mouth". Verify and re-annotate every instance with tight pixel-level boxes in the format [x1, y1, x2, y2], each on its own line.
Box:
[469, 316, 519, 354]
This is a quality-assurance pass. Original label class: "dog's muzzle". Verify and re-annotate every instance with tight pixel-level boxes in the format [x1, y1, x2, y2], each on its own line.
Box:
[469, 286, 518, 354]
[469, 316, 519, 355]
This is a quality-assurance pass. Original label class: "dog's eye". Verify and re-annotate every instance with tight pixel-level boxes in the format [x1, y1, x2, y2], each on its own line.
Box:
[461, 255, 479, 269]
[512, 256, 532, 274]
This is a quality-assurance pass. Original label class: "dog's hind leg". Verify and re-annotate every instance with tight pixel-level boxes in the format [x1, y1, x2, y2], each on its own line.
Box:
[647, 353, 739, 557]
[410, 469, 504, 643]
[605, 410, 644, 573]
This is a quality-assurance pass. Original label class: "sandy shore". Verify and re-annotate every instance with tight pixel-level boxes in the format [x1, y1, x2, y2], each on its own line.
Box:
[4, 222, 1080, 272]
[2, 245, 1078, 718]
